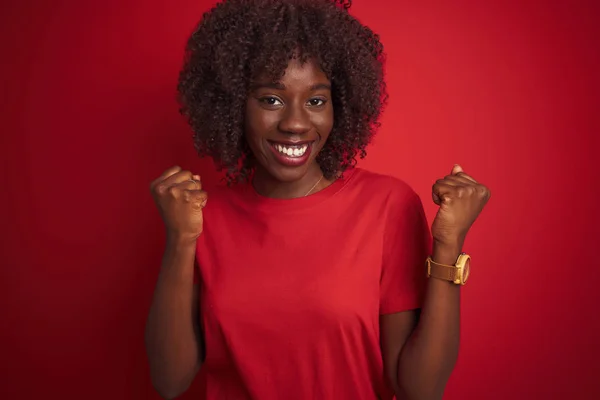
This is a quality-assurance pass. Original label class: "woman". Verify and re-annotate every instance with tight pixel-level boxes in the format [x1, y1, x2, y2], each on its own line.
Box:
[145, 0, 490, 399]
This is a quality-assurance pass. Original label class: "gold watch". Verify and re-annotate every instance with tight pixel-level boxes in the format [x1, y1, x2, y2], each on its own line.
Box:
[426, 253, 471, 285]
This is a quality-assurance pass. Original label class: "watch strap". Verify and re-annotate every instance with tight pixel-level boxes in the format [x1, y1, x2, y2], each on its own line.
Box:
[427, 257, 460, 282]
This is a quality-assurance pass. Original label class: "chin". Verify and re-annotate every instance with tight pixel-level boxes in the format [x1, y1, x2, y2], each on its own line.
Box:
[266, 163, 312, 183]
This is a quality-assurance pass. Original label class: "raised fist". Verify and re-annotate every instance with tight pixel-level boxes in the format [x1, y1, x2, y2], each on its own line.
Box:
[150, 166, 208, 243]
[431, 164, 491, 248]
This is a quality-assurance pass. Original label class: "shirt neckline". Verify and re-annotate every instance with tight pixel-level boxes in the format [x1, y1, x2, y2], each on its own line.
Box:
[237, 167, 358, 213]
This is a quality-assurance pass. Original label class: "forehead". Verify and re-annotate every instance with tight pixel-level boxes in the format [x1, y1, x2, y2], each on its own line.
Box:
[282, 58, 329, 82]
[255, 58, 330, 87]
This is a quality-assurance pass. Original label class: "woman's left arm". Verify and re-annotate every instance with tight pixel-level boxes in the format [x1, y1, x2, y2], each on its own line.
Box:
[381, 243, 462, 400]
[381, 165, 490, 400]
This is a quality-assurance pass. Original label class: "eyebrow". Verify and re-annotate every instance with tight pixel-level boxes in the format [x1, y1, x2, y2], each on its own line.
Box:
[309, 83, 332, 91]
[250, 82, 331, 91]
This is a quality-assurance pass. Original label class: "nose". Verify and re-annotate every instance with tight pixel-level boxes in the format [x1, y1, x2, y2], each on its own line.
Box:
[278, 103, 311, 135]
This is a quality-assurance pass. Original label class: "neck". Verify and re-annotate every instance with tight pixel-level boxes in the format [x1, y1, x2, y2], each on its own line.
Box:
[252, 164, 326, 199]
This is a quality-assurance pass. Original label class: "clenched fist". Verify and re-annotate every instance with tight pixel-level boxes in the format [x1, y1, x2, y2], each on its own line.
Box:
[431, 164, 491, 248]
[150, 166, 208, 244]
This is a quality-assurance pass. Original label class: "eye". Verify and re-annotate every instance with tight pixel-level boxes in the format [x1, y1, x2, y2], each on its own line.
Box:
[259, 96, 283, 107]
[307, 98, 326, 107]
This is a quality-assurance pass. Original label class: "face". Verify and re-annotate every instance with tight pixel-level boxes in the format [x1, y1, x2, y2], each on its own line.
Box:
[245, 58, 334, 183]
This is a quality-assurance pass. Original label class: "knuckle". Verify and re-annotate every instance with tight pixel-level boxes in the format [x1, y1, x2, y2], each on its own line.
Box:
[197, 192, 208, 207]
[167, 185, 179, 197]
[156, 183, 169, 195]
[194, 192, 207, 202]
[164, 166, 181, 177]
[191, 193, 207, 207]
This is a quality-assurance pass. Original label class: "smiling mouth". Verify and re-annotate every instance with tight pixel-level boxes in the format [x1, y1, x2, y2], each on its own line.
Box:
[269, 141, 313, 158]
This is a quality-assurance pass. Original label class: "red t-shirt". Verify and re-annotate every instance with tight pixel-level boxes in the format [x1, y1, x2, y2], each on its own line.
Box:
[195, 167, 431, 399]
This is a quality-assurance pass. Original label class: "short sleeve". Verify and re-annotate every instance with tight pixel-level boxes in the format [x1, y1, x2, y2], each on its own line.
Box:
[380, 189, 432, 314]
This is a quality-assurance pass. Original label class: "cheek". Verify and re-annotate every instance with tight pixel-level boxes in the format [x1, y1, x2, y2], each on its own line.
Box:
[245, 106, 277, 139]
[244, 107, 264, 145]
[315, 110, 334, 140]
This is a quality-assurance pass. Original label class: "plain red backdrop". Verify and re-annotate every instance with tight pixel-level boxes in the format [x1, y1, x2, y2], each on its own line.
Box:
[1, 0, 599, 399]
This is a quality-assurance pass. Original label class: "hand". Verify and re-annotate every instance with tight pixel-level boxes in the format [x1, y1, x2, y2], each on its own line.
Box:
[431, 164, 491, 249]
[150, 166, 208, 244]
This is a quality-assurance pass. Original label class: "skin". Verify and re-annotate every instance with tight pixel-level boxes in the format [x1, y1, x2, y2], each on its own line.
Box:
[145, 59, 491, 400]
[245, 58, 335, 198]
[145, 168, 206, 399]
[382, 164, 490, 400]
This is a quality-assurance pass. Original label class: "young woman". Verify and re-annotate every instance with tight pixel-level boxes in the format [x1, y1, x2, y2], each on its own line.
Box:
[145, 1, 490, 399]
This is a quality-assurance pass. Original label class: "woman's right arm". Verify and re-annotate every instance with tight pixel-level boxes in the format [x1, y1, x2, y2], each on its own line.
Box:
[145, 238, 202, 400]
[145, 166, 208, 399]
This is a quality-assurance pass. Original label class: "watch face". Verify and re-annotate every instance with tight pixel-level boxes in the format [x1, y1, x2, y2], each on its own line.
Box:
[462, 259, 471, 283]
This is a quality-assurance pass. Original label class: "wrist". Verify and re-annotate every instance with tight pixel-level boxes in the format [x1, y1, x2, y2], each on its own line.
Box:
[166, 232, 199, 249]
[432, 240, 463, 265]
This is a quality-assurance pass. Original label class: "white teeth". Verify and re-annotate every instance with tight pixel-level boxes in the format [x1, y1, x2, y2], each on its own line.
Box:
[274, 143, 309, 157]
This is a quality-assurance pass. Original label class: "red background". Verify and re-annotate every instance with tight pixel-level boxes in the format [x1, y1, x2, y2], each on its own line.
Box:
[2, 0, 599, 399]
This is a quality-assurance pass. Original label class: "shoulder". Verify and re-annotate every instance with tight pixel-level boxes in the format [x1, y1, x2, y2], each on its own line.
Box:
[201, 179, 248, 210]
[203, 180, 238, 199]
[348, 168, 422, 208]
[345, 168, 429, 241]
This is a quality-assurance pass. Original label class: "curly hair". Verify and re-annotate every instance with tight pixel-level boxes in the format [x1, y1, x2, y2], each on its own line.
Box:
[177, 0, 387, 183]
